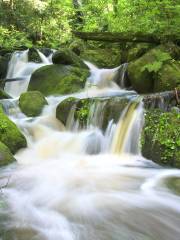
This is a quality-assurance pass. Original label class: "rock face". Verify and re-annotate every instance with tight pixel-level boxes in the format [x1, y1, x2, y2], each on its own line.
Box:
[127, 44, 180, 93]
[52, 49, 87, 69]
[19, 91, 48, 117]
[141, 109, 180, 168]
[28, 64, 89, 96]
[0, 105, 27, 154]
[0, 141, 15, 167]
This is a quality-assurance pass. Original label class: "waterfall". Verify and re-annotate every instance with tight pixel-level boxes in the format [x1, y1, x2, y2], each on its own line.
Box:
[0, 57, 180, 240]
[111, 99, 144, 154]
[4, 49, 52, 98]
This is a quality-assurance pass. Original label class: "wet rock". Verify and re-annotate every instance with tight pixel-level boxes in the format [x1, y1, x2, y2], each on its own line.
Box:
[19, 91, 48, 117]
[52, 49, 87, 69]
[0, 55, 9, 79]
[0, 88, 11, 99]
[0, 105, 27, 154]
[141, 109, 180, 168]
[56, 97, 79, 125]
[28, 64, 89, 96]
[0, 141, 15, 167]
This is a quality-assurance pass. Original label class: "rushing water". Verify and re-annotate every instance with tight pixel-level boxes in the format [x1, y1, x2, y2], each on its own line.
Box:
[0, 55, 180, 240]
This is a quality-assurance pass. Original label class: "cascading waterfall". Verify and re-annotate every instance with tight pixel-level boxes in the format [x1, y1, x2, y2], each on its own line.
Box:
[0, 57, 180, 240]
[4, 49, 52, 98]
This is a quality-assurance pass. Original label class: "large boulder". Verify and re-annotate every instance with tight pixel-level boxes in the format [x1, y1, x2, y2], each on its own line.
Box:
[19, 91, 48, 117]
[56, 96, 130, 129]
[154, 61, 180, 92]
[52, 49, 87, 69]
[28, 64, 89, 96]
[127, 45, 178, 93]
[81, 48, 121, 68]
[0, 141, 15, 167]
[0, 105, 27, 154]
[141, 109, 180, 168]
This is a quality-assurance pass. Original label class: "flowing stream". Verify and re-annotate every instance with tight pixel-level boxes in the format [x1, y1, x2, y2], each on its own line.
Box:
[0, 52, 180, 240]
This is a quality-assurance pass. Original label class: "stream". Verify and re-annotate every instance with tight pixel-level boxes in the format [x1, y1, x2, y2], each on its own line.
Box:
[0, 50, 180, 240]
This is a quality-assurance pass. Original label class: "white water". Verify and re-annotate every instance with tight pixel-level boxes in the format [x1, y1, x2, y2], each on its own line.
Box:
[0, 58, 180, 240]
[4, 49, 52, 98]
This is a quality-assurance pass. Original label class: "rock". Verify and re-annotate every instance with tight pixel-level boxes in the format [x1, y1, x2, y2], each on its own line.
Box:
[0, 88, 11, 99]
[56, 97, 79, 125]
[19, 91, 48, 117]
[28, 48, 41, 63]
[154, 61, 180, 92]
[81, 48, 121, 68]
[69, 39, 85, 55]
[0, 105, 27, 154]
[127, 45, 174, 93]
[52, 49, 87, 68]
[141, 109, 180, 168]
[0, 141, 15, 167]
[127, 43, 155, 62]
[56, 96, 130, 129]
[39, 48, 54, 57]
[0, 55, 9, 79]
[28, 64, 89, 96]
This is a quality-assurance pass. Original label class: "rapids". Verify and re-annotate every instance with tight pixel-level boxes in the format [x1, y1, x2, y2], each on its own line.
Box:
[0, 52, 180, 240]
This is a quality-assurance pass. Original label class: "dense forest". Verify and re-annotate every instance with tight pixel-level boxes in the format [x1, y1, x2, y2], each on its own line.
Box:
[0, 0, 179, 48]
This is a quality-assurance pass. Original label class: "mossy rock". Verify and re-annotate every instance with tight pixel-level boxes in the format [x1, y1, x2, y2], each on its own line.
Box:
[28, 64, 89, 96]
[56, 97, 79, 125]
[56, 96, 130, 129]
[141, 109, 180, 168]
[69, 39, 85, 55]
[81, 48, 121, 68]
[127, 45, 175, 93]
[0, 141, 15, 167]
[52, 49, 87, 69]
[19, 91, 48, 117]
[154, 60, 180, 92]
[0, 105, 27, 154]
[127, 43, 155, 62]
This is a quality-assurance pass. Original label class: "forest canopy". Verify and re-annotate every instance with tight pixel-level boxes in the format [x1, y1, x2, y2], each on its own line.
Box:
[0, 0, 179, 48]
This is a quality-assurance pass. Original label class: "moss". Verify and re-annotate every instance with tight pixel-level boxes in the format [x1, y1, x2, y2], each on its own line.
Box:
[56, 97, 79, 125]
[127, 43, 154, 62]
[81, 48, 121, 68]
[141, 109, 180, 167]
[28, 64, 89, 96]
[19, 91, 48, 117]
[127, 43, 180, 93]
[154, 60, 180, 92]
[0, 105, 27, 154]
[0, 141, 15, 167]
[52, 48, 87, 69]
[75, 99, 92, 125]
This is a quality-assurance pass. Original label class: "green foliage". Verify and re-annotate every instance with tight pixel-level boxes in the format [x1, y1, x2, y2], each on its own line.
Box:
[141, 51, 171, 73]
[142, 109, 180, 166]
[0, 0, 179, 48]
[75, 99, 91, 124]
[0, 26, 32, 49]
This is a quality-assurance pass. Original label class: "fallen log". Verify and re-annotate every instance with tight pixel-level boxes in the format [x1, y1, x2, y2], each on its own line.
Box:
[73, 31, 180, 44]
[3, 77, 26, 82]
